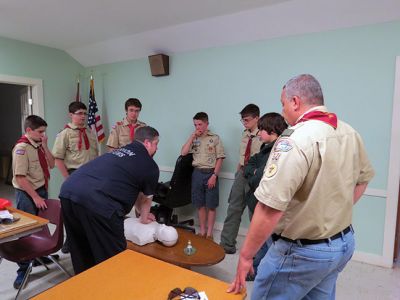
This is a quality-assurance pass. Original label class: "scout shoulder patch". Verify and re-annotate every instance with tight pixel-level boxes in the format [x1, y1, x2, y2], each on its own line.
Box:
[281, 129, 294, 137]
[15, 149, 26, 155]
[274, 139, 293, 152]
[265, 163, 278, 178]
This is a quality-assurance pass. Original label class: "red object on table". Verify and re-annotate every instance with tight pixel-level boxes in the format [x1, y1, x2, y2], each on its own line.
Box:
[0, 198, 12, 210]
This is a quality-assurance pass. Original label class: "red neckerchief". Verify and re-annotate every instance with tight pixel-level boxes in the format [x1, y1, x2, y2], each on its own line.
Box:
[128, 123, 138, 142]
[16, 135, 50, 190]
[65, 124, 90, 150]
[295, 110, 338, 129]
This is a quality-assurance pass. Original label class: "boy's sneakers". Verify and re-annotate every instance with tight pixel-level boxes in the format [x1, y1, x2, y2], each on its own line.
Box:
[13, 272, 26, 289]
[221, 245, 236, 254]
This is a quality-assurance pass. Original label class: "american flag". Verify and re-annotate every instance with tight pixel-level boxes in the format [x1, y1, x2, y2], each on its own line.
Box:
[88, 77, 105, 143]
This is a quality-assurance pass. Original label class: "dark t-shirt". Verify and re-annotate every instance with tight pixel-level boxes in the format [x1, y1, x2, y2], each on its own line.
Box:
[59, 141, 159, 218]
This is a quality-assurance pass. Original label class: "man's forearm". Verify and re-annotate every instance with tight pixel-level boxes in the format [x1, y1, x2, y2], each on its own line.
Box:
[353, 182, 368, 204]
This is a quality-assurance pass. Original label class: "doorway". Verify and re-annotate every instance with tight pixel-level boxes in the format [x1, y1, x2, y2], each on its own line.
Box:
[0, 74, 44, 205]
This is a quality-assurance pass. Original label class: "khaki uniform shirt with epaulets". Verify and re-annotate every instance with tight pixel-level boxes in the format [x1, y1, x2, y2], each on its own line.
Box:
[254, 106, 375, 240]
[106, 118, 147, 149]
[12, 135, 45, 190]
[239, 128, 263, 166]
[190, 131, 225, 169]
[52, 123, 99, 169]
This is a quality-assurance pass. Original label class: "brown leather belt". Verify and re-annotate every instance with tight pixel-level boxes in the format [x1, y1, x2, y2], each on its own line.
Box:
[271, 225, 353, 245]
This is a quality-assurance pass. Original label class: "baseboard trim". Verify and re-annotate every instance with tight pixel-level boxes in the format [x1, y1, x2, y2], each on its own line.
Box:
[213, 221, 393, 268]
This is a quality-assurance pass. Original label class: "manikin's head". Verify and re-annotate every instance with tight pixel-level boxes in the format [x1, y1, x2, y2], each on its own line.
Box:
[155, 224, 178, 247]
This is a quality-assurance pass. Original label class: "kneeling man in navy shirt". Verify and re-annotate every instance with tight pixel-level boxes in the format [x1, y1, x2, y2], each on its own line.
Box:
[60, 126, 160, 274]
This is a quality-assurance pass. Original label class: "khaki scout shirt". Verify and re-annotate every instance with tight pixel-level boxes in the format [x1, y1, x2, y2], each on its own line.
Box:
[12, 135, 46, 190]
[254, 106, 375, 240]
[106, 118, 147, 148]
[52, 123, 99, 169]
[190, 131, 225, 169]
[239, 128, 263, 166]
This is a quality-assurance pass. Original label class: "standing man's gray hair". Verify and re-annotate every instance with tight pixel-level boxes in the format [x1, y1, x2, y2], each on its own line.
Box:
[284, 74, 324, 106]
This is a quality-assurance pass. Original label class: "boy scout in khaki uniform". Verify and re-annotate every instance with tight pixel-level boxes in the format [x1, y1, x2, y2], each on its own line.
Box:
[12, 115, 55, 289]
[52, 101, 98, 253]
[220, 104, 262, 254]
[181, 112, 225, 239]
[52, 102, 98, 178]
[107, 98, 146, 150]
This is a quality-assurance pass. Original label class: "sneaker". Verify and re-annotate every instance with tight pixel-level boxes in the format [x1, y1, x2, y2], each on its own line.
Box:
[13, 272, 25, 289]
[61, 241, 70, 254]
[222, 246, 236, 254]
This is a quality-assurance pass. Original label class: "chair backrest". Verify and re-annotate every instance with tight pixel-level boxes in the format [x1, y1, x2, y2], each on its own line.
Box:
[32, 198, 64, 251]
[154, 154, 193, 208]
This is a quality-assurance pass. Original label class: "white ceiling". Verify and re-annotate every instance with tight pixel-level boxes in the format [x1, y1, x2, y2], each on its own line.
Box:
[1, 0, 399, 67]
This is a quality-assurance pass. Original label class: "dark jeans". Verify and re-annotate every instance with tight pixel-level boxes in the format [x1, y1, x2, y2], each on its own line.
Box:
[15, 187, 48, 277]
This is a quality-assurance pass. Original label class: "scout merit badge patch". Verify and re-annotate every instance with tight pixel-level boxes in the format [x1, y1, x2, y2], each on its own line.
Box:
[266, 163, 278, 178]
[274, 139, 293, 152]
[15, 149, 25, 155]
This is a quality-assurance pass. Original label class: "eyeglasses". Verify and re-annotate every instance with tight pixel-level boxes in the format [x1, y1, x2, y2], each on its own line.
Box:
[241, 117, 255, 123]
[73, 112, 88, 116]
[168, 287, 200, 300]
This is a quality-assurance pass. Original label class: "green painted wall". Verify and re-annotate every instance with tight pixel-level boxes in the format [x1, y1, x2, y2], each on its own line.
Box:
[87, 21, 400, 255]
[2, 20, 398, 256]
[0, 36, 85, 197]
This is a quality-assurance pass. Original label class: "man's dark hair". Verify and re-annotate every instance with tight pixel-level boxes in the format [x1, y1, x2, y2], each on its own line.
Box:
[193, 112, 208, 122]
[135, 126, 159, 142]
[69, 102, 87, 113]
[258, 112, 287, 136]
[125, 98, 142, 111]
[24, 115, 47, 131]
[240, 104, 260, 118]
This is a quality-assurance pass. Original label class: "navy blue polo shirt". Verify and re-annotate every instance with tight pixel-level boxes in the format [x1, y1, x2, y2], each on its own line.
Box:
[59, 141, 159, 218]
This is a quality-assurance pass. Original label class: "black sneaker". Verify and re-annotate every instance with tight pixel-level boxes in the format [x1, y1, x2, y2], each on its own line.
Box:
[61, 241, 69, 254]
[223, 247, 236, 254]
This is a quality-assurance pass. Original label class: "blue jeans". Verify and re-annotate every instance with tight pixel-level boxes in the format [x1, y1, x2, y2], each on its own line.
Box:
[253, 238, 272, 275]
[15, 186, 47, 215]
[15, 187, 48, 278]
[252, 230, 355, 300]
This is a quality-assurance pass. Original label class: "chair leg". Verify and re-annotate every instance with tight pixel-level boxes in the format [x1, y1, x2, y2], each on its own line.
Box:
[35, 258, 50, 270]
[15, 260, 33, 300]
[47, 255, 72, 277]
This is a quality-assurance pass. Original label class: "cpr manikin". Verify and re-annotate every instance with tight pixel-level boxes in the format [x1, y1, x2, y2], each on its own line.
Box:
[124, 217, 178, 247]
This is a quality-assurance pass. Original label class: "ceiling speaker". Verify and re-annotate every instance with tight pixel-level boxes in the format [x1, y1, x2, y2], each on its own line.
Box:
[148, 54, 169, 77]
